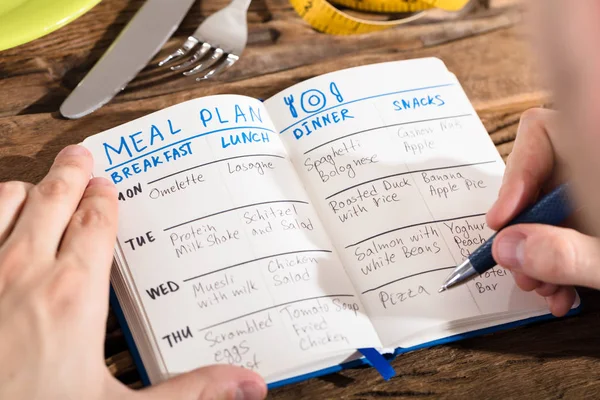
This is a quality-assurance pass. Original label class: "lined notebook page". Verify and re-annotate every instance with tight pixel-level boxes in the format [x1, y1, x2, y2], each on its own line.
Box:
[265, 59, 549, 348]
[82, 95, 381, 381]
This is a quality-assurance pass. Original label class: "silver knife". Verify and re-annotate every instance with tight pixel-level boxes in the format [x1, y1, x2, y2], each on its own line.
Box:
[60, 0, 196, 119]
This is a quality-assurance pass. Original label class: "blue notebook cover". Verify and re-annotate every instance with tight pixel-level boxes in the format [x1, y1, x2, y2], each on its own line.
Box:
[109, 287, 582, 390]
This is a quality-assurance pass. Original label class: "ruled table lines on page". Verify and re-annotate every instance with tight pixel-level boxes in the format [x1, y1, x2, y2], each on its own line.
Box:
[266, 59, 548, 346]
[83, 94, 382, 381]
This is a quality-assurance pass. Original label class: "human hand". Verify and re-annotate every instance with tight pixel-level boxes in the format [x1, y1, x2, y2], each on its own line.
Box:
[0, 145, 267, 400]
[486, 108, 600, 317]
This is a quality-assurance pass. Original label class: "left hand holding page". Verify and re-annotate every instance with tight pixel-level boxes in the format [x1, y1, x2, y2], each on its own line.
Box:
[0, 145, 267, 400]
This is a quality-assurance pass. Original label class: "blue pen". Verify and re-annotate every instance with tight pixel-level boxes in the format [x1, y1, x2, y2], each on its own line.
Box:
[439, 183, 573, 292]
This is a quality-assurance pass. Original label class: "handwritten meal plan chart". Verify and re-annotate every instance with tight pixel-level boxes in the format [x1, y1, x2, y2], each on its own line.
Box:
[82, 58, 548, 381]
[267, 58, 545, 347]
[83, 94, 383, 378]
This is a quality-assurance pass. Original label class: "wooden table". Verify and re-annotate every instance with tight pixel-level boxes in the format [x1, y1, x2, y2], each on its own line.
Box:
[2, 0, 600, 398]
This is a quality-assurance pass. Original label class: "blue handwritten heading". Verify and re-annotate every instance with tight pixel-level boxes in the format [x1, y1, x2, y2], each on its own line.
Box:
[292, 109, 354, 140]
[222, 131, 270, 148]
[110, 142, 193, 184]
[100, 103, 273, 184]
[392, 94, 445, 111]
[281, 81, 355, 141]
[102, 104, 265, 166]
[103, 119, 182, 166]
[279, 83, 455, 135]
[200, 105, 262, 128]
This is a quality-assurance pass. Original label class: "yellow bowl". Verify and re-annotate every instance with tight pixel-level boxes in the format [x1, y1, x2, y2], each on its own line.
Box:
[0, 0, 102, 51]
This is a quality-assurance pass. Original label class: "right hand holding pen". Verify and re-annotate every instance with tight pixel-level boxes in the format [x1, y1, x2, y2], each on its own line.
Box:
[486, 108, 599, 317]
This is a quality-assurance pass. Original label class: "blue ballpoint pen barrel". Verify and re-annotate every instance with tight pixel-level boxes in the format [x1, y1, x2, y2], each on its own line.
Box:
[470, 183, 573, 274]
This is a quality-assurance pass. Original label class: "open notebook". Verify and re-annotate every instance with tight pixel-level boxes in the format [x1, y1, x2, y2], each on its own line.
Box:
[82, 58, 579, 387]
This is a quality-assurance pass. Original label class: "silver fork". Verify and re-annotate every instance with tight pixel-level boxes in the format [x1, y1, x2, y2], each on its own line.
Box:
[158, 0, 251, 81]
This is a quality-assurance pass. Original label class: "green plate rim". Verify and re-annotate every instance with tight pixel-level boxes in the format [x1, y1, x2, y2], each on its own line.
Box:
[0, 0, 102, 52]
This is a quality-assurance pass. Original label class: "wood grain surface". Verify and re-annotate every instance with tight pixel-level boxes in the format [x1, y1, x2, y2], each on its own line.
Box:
[2, 0, 599, 398]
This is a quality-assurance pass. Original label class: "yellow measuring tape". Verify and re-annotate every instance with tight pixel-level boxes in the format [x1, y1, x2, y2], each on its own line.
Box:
[289, 0, 469, 35]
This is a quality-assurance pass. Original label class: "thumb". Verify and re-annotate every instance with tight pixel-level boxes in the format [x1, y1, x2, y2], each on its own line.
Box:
[493, 224, 600, 288]
[135, 365, 267, 400]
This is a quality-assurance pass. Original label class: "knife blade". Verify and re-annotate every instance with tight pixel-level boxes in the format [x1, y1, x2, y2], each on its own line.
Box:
[60, 0, 196, 119]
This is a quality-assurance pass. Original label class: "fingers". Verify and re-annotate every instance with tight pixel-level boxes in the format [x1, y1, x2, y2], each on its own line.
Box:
[10, 146, 93, 258]
[535, 282, 560, 297]
[501, 253, 574, 318]
[510, 270, 561, 302]
[493, 224, 600, 288]
[487, 108, 559, 230]
[511, 270, 542, 292]
[545, 286, 577, 317]
[0, 182, 33, 244]
[58, 178, 118, 290]
[137, 365, 267, 400]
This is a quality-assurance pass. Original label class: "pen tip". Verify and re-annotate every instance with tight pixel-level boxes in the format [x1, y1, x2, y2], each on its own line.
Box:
[438, 286, 446, 293]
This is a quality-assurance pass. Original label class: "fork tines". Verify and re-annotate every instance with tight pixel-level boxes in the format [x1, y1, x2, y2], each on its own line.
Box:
[158, 40, 239, 81]
[158, 0, 249, 81]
